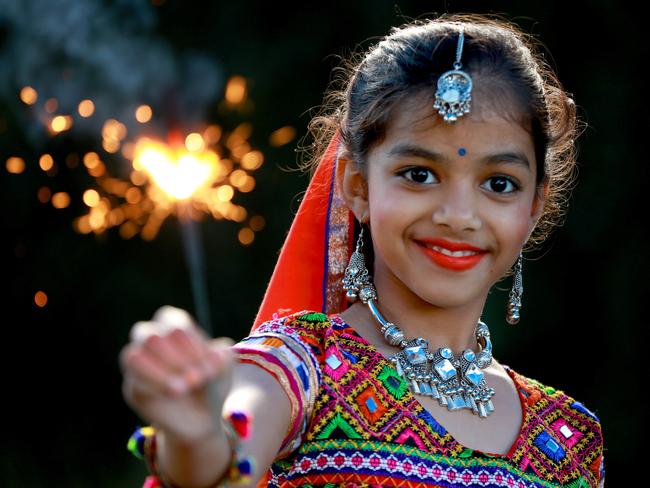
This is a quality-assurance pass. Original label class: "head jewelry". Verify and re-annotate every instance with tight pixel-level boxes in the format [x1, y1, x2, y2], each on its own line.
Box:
[433, 26, 473, 123]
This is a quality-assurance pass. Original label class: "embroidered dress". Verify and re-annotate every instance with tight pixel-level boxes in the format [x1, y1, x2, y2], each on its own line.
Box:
[237, 310, 605, 488]
[126, 128, 606, 488]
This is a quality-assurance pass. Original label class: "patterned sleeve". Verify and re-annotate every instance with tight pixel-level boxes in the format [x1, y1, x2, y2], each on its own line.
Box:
[232, 316, 321, 458]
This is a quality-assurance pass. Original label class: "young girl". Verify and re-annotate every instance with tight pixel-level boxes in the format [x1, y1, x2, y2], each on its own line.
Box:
[120, 13, 605, 488]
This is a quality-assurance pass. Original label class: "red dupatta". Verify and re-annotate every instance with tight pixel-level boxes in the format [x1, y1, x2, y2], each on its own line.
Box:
[252, 129, 355, 330]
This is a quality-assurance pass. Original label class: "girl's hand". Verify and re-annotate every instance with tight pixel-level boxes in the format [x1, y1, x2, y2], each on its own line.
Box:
[119, 306, 234, 443]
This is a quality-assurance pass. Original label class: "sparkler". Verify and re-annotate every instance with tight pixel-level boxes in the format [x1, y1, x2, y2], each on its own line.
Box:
[133, 138, 221, 335]
[8, 76, 295, 319]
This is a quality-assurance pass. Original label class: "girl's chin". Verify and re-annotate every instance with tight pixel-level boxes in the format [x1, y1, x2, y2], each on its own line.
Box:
[399, 282, 487, 311]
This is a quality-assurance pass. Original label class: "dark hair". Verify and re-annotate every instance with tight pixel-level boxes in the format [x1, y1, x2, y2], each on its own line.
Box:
[301, 13, 582, 249]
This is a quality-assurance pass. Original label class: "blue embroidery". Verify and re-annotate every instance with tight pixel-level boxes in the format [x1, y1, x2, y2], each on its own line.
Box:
[534, 430, 566, 462]
[296, 364, 310, 390]
[417, 409, 447, 436]
[571, 401, 600, 421]
[341, 349, 358, 364]
[365, 396, 378, 413]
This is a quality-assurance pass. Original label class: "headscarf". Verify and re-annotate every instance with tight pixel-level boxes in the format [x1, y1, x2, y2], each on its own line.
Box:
[252, 129, 355, 330]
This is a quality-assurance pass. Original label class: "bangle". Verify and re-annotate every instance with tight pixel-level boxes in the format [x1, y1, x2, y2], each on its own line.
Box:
[127, 411, 255, 488]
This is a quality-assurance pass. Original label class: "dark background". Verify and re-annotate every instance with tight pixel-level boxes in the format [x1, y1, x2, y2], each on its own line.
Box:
[1, 0, 642, 485]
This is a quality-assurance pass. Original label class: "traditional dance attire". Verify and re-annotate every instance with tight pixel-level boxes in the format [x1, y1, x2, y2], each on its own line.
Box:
[129, 130, 605, 487]
[233, 130, 605, 487]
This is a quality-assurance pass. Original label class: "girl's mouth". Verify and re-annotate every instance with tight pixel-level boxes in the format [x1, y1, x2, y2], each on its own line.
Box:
[415, 239, 488, 271]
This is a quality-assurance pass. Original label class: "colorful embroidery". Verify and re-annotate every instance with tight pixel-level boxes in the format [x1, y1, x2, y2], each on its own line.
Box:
[257, 310, 605, 487]
[233, 317, 321, 456]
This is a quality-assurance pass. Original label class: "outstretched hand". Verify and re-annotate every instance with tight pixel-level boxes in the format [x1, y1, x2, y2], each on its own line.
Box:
[119, 306, 234, 443]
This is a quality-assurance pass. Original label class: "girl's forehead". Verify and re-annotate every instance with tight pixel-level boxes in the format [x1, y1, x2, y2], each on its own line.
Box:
[381, 93, 533, 153]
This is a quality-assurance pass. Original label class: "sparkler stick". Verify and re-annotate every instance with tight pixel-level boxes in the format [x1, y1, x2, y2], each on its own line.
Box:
[179, 201, 213, 336]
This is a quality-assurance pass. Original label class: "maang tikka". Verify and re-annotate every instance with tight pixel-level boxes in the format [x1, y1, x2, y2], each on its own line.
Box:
[506, 253, 524, 325]
[433, 26, 473, 123]
[343, 226, 496, 418]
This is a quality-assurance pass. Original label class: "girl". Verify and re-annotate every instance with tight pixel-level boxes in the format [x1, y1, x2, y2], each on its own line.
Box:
[120, 13, 605, 488]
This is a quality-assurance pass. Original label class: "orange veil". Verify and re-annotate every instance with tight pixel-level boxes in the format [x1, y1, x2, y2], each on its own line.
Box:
[251, 129, 355, 330]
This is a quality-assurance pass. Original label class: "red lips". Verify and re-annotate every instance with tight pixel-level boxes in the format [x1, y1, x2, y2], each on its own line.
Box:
[415, 238, 488, 271]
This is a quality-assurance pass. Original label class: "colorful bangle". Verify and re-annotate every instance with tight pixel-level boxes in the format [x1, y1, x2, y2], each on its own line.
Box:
[127, 411, 255, 488]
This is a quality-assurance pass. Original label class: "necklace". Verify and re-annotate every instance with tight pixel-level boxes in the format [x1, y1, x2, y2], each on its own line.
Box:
[342, 227, 495, 418]
[366, 298, 495, 418]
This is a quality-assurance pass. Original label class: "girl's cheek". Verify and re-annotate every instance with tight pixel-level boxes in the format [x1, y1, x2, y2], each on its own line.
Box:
[499, 207, 534, 248]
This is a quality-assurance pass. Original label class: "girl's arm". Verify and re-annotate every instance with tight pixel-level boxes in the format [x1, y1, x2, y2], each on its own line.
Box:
[156, 362, 291, 487]
[121, 306, 293, 488]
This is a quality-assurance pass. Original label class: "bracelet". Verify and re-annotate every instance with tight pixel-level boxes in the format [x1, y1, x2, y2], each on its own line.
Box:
[127, 411, 255, 488]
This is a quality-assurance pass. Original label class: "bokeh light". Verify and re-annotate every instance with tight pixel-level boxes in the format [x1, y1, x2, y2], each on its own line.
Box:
[6, 157, 26, 174]
[203, 125, 222, 145]
[269, 125, 296, 147]
[44, 98, 58, 113]
[50, 115, 73, 133]
[83, 189, 100, 207]
[39, 154, 55, 171]
[135, 104, 153, 123]
[249, 215, 265, 231]
[37, 186, 52, 203]
[51, 192, 71, 209]
[238, 227, 254, 245]
[225, 75, 247, 105]
[241, 150, 264, 170]
[185, 132, 205, 152]
[20, 86, 38, 105]
[78, 99, 95, 117]
[34, 291, 48, 308]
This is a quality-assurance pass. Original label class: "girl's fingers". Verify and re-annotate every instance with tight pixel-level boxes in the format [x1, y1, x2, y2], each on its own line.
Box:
[129, 312, 208, 375]
[121, 344, 188, 397]
[125, 307, 234, 393]
[141, 332, 190, 375]
[130, 305, 203, 344]
[152, 306, 198, 334]
[148, 306, 213, 372]
[129, 320, 161, 344]
[166, 327, 214, 378]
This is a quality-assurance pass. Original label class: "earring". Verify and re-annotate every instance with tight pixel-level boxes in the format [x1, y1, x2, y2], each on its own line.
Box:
[506, 253, 523, 325]
[342, 226, 377, 303]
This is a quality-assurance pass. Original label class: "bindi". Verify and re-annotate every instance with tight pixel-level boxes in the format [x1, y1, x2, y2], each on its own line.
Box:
[458, 147, 467, 156]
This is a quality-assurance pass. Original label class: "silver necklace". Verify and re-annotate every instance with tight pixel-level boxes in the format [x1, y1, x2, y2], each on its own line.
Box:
[367, 299, 495, 418]
[343, 228, 495, 418]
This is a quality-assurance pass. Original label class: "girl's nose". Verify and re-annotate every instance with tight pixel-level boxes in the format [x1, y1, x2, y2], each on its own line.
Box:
[431, 184, 482, 232]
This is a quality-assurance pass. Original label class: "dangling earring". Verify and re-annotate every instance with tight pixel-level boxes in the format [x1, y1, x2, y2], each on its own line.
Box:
[342, 226, 377, 303]
[506, 253, 523, 325]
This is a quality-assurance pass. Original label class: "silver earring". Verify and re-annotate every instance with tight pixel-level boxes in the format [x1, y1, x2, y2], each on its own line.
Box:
[506, 254, 523, 325]
[342, 226, 377, 303]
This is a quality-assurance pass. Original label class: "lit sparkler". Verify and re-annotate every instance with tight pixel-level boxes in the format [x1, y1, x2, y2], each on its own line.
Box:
[133, 137, 222, 335]
[7, 76, 296, 316]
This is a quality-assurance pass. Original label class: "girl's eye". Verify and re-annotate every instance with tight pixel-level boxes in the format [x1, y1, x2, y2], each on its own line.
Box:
[481, 176, 519, 194]
[400, 167, 437, 184]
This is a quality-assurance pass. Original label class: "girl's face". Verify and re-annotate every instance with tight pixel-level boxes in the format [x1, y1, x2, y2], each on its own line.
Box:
[344, 93, 545, 310]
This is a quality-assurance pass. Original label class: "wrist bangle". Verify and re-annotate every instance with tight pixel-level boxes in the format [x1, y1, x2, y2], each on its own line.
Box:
[127, 411, 255, 488]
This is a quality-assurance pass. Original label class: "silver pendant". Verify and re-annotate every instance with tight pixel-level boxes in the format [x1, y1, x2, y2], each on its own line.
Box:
[433, 69, 472, 123]
[433, 27, 473, 124]
[389, 341, 494, 418]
